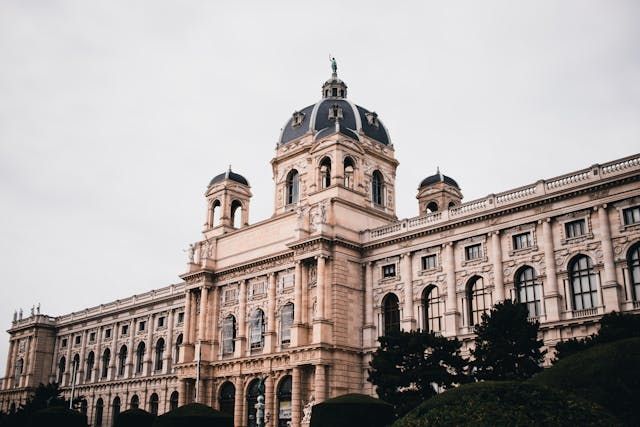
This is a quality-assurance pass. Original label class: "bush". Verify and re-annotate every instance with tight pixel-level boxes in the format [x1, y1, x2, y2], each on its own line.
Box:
[310, 393, 395, 427]
[153, 403, 232, 427]
[532, 337, 640, 426]
[393, 381, 617, 427]
[115, 408, 155, 427]
[27, 406, 88, 427]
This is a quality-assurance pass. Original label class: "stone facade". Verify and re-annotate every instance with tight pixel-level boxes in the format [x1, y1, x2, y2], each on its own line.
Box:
[2, 68, 640, 427]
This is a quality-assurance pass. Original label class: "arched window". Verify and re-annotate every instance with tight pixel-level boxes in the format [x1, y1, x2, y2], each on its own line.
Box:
[426, 201, 438, 213]
[231, 200, 243, 228]
[249, 309, 265, 350]
[112, 396, 121, 425]
[14, 358, 23, 381]
[218, 381, 235, 419]
[344, 157, 355, 189]
[95, 398, 104, 426]
[174, 334, 183, 363]
[101, 349, 110, 379]
[372, 170, 384, 206]
[246, 379, 261, 427]
[280, 303, 294, 346]
[9, 402, 16, 414]
[135, 342, 145, 374]
[80, 399, 88, 416]
[320, 157, 331, 189]
[118, 345, 127, 376]
[286, 169, 300, 205]
[222, 315, 236, 355]
[628, 243, 640, 301]
[169, 391, 179, 411]
[421, 286, 441, 333]
[149, 393, 159, 416]
[277, 375, 292, 427]
[72, 354, 80, 384]
[212, 199, 222, 227]
[515, 266, 542, 317]
[467, 276, 490, 326]
[130, 394, 139, 409]
[448, 201, 457, 209]
[155, 338, 165, 371]
[85, 351, 95, 381]
[569, 255, 598, 310]
[382, 293, 400, 335]
[57, 356, 66, 384]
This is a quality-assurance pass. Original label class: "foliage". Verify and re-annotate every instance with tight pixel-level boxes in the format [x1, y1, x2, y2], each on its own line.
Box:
[554, 311, 640, 361]
[26, 406, 87, 427]
[115, 408, 155, 427]
[367, 330, 468, 417]
[471, 300, 545, 381]
[532, 337, 640, 426]
[392, 381, 618, 427]
[0, 382, 81, 427]
[153, 403, 232, 427]
[310, 393, 395, 427]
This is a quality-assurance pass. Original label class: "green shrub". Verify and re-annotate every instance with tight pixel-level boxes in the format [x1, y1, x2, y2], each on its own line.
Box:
[310, 393, 395, 427]
[153, 403, 232, 427]
[532, 337, 640, 426]
[115, 408, 155, 427]
[393, 381, 618, 427]
[27, 406, 88, 427]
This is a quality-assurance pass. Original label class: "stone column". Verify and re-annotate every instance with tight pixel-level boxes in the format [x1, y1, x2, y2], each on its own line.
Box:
[77, 330, 87, 384]
[443, 242, 460, 336]
[126, 320, 135, 378]
[144, 314, 154, 375]
[22, 336, 32, 388]
[402, 252, 415, 330]
[265, 375, 274, 427]
[198, 287, 209, 342]
[317, 256, 326, 319]
[491, 231, 505, 303]
[314, 364, 327, 403]
[542, 218, 561, 321]
[106, 324, 116, 380]
[96, 326, 107, 381]
[178, 379, 187, 406]
[210, 288, 220, 359]
[237, 280, 247, 357]
[267, 273, 277, 352]
[190, 292, 198, 345]
[4, 339, 15, 389]
[598, 205, 621, 312]
[291, 367, 302, 427]
[363, 262, 375, 348]
[292, 261, 303, 346]
[10, 339, 19, 388]
[183, 290, 192, 346]
[301, 262, 309, 326]
[164, 309, 174, 374]
[64, 334, 72, 386]
[234, 376, 244, 427]
[49, 337, 60, 383]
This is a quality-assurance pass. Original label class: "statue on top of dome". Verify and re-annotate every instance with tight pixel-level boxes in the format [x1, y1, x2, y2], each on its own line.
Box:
[330, 57, 337, 74]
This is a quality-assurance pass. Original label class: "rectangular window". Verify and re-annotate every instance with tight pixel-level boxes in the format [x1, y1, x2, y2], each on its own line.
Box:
[512, 232, 532, 250]
[74, 336, 81, 345]
[121, 325, 129, 336]
[281, 274, 294, 289]
[421, 254, 437, 270]
[89, 332, 96, 343]
[565, 219, 586, 238]
[251, 282, 266, 297]
[382, 264, 396, 278]
[465, 244, 482, 261]
[138, 321, 146, 332]
[104, 328, 111, 339]
[61, 338, 68, 348]
[623, 206, 640, 225]
[224, 288, 238, 303]
[157, 316, 165, 328]
[177, 312, 185, 324]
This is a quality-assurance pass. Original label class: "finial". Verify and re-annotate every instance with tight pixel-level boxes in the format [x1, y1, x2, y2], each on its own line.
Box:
[437, 166, 443, 181]
[330, 56, 337, 76]
[226, 164, 231, 179]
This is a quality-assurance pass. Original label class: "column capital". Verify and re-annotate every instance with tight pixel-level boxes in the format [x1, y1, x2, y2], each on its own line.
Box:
[442, 241, 454, 248]
[489, 230, 500, 237]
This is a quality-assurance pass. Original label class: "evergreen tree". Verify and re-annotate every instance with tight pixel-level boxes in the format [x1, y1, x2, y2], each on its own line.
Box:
[471, 300, 545, 381]
[367, 330, 468, 417]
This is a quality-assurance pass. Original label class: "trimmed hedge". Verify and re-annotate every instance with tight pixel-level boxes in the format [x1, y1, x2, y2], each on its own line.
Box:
[392, 381, 618, 427]
[532, 337, 640, 426]
[115, 408, 155, 427]
[153, 403, 232, 427]
[27, 406, 87, 427]
[310, 393, 395, 427]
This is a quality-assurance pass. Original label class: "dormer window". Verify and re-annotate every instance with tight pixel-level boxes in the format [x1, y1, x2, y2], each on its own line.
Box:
[291, 111, 305, 128]
[365, 111, 379, 128]
[328, 104, 343, 121]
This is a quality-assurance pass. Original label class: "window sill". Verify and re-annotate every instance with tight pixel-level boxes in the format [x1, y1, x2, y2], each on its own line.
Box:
[509, 245, 539, 257]
[561, 233, 593, 245]
[461, 257, 488, 267]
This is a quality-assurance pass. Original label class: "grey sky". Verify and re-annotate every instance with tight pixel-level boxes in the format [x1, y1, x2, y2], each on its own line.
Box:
[1, 0, 638, 374]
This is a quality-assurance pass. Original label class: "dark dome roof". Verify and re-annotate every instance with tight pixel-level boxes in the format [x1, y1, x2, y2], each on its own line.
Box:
[208, 168, 249, 187]
[420, 169, 460, 189]
[279, 71, 391, 147]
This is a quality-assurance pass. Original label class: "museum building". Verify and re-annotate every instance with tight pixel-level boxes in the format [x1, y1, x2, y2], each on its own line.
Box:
[1, 67, 640, 427]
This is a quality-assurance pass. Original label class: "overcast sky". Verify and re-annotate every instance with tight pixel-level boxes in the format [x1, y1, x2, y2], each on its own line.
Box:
[1, 0, 638, 374]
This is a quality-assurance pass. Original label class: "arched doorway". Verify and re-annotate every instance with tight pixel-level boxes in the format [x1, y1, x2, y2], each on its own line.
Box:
[218, 381, 235, 420]
[246, 378, 261, 427]
[277, 375, 292, 427]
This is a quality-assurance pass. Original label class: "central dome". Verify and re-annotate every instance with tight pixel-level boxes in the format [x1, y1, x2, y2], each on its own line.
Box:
[278, 66, 391, 146]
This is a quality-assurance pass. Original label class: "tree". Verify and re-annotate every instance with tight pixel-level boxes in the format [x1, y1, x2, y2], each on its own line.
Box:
[554, 311, 640, 361]
[0, 382, 82, 427]
[471, 300, 545, 381]
[367, 330, 468, 417]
